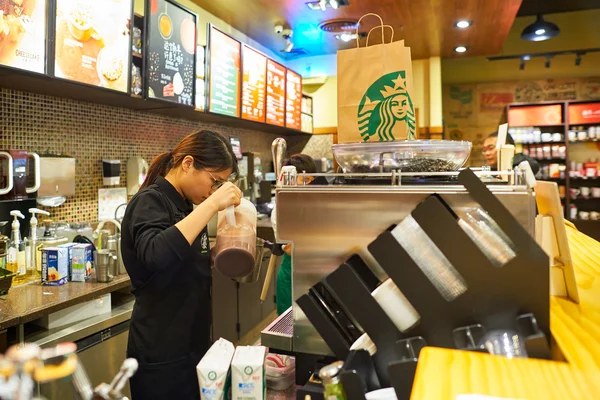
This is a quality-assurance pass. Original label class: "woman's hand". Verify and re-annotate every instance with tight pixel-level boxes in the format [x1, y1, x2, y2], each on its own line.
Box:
[283, 244, 292, 256]
[208, 182, 242, 211]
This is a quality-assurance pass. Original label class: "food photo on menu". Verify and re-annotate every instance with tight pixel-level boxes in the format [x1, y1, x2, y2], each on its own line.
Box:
[54, 0, 132, 92]
[147, 0, 196, 105]
[0, 0, 47, 73]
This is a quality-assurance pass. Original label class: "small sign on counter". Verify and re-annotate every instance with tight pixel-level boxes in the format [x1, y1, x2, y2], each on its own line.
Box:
[98, 188, 127, 221]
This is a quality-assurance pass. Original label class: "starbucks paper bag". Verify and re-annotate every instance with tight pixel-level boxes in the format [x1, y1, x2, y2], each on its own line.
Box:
[337, 16, 416, 143]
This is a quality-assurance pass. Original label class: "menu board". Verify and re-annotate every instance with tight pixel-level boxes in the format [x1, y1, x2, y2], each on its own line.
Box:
[54, 0, 132, 92]
[266, 59, 286, 126]
[146, 0, 196, 105]
[285, 69, 302, 130]
[0, 0, 47, 73]
[241, 46, 266, 122]
[209, 26, 241, 117]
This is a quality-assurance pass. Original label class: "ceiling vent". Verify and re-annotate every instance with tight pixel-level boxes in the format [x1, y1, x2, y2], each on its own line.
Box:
[319, 19, 360, 34]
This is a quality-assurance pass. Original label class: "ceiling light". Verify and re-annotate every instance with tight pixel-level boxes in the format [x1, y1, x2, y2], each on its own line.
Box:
[455, 20, 472, 29]
[545, 57, 551, 68]
[285, 39, 294, 53]
[306, 0, 349, 10]
[520, 59, 525, 70]
[454, 46, 467, 53]
[521, 14, 560, 42]
[336, 33, 357, 42]
[575, 54, 582, 66]
[522, 55, 530, 61]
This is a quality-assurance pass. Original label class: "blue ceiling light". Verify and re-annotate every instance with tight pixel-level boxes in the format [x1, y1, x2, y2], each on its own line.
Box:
[521, 14, 560, 42]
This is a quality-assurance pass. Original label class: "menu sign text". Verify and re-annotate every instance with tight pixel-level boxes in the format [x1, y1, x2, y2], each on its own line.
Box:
[209, 26, 240, 117]
[266, 60, 286, 126]
[147, 0, 196, 105]
[285, 69, 302, 130]
[241, 46, 266, 122]
[54, 0, 132, 92]
[0, 0, 47, 73]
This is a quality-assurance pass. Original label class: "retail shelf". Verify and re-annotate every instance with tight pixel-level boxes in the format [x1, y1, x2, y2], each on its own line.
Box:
[569, 139, 600, 144]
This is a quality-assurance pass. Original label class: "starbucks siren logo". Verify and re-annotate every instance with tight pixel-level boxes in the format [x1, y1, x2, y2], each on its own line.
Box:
[357, 71, 416, 142]
[208, 371, 217, 380]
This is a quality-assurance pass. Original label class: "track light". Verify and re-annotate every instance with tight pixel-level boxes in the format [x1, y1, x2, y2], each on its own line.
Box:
[575, 54, 582, 66]
[545, 57, 551, 68]
[520, 59, 525, 70]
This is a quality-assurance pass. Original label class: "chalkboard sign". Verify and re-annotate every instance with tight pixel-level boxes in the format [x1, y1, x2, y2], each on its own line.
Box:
[145, 0, 196, 105]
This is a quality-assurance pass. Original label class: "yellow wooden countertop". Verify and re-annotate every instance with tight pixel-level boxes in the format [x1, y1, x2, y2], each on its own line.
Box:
[411, 347, 600, 399]
[410, 222, 600, 399]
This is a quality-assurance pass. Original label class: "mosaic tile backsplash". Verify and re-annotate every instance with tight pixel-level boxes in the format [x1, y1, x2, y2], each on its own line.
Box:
[1, 88, 310, 223]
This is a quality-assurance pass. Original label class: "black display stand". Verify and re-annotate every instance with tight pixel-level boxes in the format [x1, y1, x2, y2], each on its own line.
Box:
[297, 169, 551, 400]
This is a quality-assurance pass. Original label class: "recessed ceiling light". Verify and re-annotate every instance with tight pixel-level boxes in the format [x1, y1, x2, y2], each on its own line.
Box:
[455, 46, 467, 53]
[455, 20, 472, 29]
[335, 33, 358, 42]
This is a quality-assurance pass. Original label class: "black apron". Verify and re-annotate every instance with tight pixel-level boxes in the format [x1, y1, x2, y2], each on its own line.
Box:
[125, 186, 212, 400]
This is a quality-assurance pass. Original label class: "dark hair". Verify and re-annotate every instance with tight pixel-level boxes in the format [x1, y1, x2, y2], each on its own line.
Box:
[488, 131, 515, 145]
[141, 130, 239, 190]
[283, 154, 316, 174]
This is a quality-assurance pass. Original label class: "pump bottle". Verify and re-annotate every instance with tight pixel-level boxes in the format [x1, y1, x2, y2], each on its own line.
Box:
[7, 211, 27, 285]
[26, 208, 50, 280]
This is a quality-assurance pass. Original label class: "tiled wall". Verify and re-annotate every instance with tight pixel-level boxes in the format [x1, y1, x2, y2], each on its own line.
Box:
[1, 89, 309, 223]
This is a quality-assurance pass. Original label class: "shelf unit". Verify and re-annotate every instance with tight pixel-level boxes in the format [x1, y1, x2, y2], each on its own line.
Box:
[507, 100, 600, 240]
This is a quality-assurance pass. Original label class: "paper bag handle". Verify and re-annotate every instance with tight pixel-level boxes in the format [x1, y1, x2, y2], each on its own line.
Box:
[366, 25, 395, 47]
[356, 13, 386, 48]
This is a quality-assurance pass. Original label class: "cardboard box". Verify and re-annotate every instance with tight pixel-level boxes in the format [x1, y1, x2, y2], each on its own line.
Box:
[41, 247, 69, 286]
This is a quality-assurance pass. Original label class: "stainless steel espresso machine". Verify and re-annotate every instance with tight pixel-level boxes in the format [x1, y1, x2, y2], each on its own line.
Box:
[261, 139, 542, 389]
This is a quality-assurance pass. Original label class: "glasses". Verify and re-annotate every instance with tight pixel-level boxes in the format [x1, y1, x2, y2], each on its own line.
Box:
[207, 170, 227, 190]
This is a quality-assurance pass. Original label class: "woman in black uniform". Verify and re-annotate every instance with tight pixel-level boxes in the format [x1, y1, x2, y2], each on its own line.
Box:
[121, 130, 242, 399]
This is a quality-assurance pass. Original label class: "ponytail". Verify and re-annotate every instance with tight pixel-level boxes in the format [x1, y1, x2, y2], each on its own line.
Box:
[140, 151, 172, 190]
[138, 130, 239, 191]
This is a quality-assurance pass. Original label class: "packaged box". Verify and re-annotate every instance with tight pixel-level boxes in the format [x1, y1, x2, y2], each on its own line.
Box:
[41, 247, 69, 286]
[57, 243, 78, 280]
[71, 244, 93, 282]
[232, 346, 266, 400]
[197, 338, 235, 400]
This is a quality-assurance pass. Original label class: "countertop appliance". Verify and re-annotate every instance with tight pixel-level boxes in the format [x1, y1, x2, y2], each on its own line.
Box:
[0, 150, 40, 201]
[262, 169, 537, 357]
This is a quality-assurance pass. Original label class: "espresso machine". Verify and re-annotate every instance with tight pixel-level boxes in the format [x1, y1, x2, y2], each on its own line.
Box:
[0, 150, 40, 201]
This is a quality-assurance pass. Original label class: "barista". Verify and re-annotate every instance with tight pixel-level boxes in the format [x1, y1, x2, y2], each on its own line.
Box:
[482, 132, 540, 175]
[121, 130, 242, 399]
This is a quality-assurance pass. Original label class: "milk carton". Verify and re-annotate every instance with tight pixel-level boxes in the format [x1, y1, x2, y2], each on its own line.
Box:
[197, 338, 235, 400]
[71, 244, 93, 282]
[232, 346, 266, 400]
[41, 247, 69, 286]
[57, 243, 78, 280]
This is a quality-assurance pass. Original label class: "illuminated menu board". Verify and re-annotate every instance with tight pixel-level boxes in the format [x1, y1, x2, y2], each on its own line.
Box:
[146, 0, 196, 105]
[54, 0, 132, 92]
[0, 0, 47, 73]
[285, 69, 302, 130]
[241, 46, 267, 122]
[209, 26, 241, 117]
[266, 59, 286, 126]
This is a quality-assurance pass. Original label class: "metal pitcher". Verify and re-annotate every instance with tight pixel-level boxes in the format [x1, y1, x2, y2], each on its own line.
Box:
[234, 238, 266, 284]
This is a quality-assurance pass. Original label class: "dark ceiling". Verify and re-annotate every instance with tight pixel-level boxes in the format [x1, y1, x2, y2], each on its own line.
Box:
[517, 0, 600, 16]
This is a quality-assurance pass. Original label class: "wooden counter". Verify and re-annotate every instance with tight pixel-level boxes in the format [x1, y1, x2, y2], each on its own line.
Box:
[411, 221, 600, 399]
[0, 275, 131, 330]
